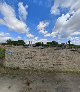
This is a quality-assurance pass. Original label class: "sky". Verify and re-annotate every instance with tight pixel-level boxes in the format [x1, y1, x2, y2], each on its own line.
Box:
[0, 0, 80, 45]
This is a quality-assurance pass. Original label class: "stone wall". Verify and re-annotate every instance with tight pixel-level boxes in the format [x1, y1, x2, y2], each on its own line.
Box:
[4, 46, 80, 71]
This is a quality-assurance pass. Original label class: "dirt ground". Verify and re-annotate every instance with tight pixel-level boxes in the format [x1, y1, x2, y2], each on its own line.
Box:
[0, 66, 80, 92]
[5, 47, 80, 71]
[1, 47, 80, 92]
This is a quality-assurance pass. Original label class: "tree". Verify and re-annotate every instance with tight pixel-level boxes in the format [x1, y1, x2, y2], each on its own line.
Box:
[12, 41, 18, 46]
[35, 42, 42, 46]
[6, 39, 25, 46]
[47, 42, 52, 47]
[17, 40, 25, 46]
[47, 41, 58, 47]
[68, 40, 71, 48]
[42, 42, 44, 46]
[6, 39, 12, 45]
[52, 41, 58, 47]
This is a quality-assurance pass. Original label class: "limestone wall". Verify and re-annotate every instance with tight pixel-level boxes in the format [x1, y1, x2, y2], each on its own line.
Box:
[4, 46, 80, 71]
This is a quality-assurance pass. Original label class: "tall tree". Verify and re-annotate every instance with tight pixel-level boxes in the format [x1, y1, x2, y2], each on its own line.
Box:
[17, 40, 25, 46]
[35, 42, 42, 46]
[52, 41, 58, 47]
[6, 39, 12, 45]
[68, 40, 71, 48]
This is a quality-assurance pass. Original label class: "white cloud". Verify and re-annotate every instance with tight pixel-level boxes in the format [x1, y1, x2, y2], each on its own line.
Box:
[69, 37, 80, 45]
[0, 3, 29, 34]
[31, 37, 38, 44]
[17, 36, 22, 40]
[0, 32, 11, 43]
[34, 38, 48, 44]
[39, 39, 48, 44]
[25, 37, 48, 44]
[0, 2, 35, 39]
[51, 5, 60, 15]
[50, 0, 78, 15]
[51, 0, 80, 42]
[18, 2, 28, 21]
[0, 19, 5, 25]
[34, 37, 38, 40]
[0, 32, 24, 43]
[70, 32, 80, 36]
[37, 21, 50, 37]
[51, 13, 71, 38]
[33, 38, 48, 44]
[51, 11, 80, 39]
[37, 21, 49, 33]
[24, 36, 38, 44]
[11, 36, 23, 41]
[44, 33, 51, 37]
[27, 33, 34, 38]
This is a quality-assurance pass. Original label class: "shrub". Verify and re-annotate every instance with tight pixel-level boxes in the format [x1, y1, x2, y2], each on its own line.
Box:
[0, 48, 5, 59]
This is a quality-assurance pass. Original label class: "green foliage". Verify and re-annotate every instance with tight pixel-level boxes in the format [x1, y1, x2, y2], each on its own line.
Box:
[6, 39, 25, 46]
[35, 42, 42, 46]
[52, 41, 58, 46]
[17, 40, 25, 46]
[0, 48, 5, 59]
[58, 44, 62, 47]
[6, 39, 12, 45]
[47, 41, 58, 47]
[47, 42, 52, 47]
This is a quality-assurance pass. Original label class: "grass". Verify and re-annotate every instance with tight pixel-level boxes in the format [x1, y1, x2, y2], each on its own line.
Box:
[0, 64, 80, 77]
[0, 48, 5, 59]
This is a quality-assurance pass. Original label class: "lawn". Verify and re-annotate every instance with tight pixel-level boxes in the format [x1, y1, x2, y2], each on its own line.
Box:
[0, 48, 5, 59]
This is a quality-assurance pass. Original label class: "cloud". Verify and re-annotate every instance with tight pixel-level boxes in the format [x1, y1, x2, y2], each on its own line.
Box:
[0, 19, 5, 25]
[18, 2, 28, 21]
[37, 21, 49, 33]
[37, 21, 50, 37]
[33, 38, 48, 44]
[51, 6, 60, 15]
[0, 32, 12, 43]
[24, 36, 38, 44]
[0, 2, 35, 39]
[31, 37, 38, 44]
[34, 37, 38, 40]
[70, 32, 80, 36]
[11, 36, 23, 41]
[50, 0, 78, 15]
[51, 0, 80, 41]
[39, 39, 48, 44]
[0, 3, 29, 33]
[44, 33, 51, 37]
[27, 33, 34, 38]
[69, 37, 80, 45]
[25, 37, 48, 44]
[17, 36, 22, 40]
[51, 13, 71, 38]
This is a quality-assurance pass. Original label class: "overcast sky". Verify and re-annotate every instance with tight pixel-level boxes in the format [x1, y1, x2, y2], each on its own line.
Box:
[0, 0, 80, 45]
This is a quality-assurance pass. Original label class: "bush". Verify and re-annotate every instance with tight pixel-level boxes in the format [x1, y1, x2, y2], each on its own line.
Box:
[6, 39, 25, 46]
[35, 42, 42, 46]
[0, 48, 5, 59]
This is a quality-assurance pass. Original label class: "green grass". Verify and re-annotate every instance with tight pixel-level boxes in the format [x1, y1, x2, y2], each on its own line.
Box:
[0, 48, 5, 59]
